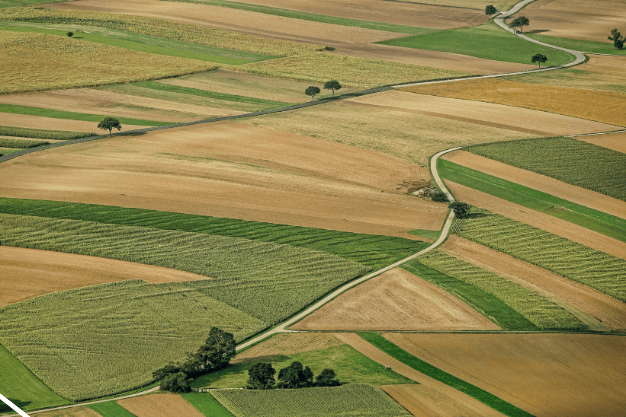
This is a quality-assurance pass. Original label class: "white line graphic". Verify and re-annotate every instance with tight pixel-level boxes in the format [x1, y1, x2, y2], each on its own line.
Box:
[0, 394, 30, 417]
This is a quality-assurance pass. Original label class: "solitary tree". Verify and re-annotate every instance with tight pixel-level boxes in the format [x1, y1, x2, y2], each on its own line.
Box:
[277, 361, 314, 388]
[449, 202, 471, 219]
[608, 28, 625, 50]
[98, 117, 121, 136]
[485, 5, 497, 15]
[315, 368, 340, 387]
[305, 86, 321, 101]
[160, 372, 191, 393]
[247, 363, 276, 390]
[66, 31, 74, 37]
[324, 80, 342, 95]
[531, 53, 547, 68]
[510, 16, 529, 33]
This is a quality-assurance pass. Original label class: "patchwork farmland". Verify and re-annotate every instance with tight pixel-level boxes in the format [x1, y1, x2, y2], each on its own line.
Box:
[1, 0, 625, 416]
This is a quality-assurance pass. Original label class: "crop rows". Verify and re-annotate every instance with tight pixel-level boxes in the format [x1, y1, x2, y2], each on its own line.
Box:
[417, 251, 584, 330]
[457, 208, 626, 302]
[0, 125, 94, 140]
[467, 137, 626, 201]
[0, 138, 49, 148]
[211, 384, 412, 417]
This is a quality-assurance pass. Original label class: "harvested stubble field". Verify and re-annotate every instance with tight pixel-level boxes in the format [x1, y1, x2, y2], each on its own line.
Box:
[578, 131, 626, 154]
[0, 31, 216, 94]
[441, 236, 626, 330]
[232, 333, 344, 364]
[292, 268, 500, 331]
[118, 393, 205, 417]
[383, 333, 626, 417]
[0, 122, 447, 237]
[0, 113, 147, 133]
[237, 100, 534, 166]
[0, 245, 209, 308]
[411, 0, 519, 8]
[30, 408, 102, 417]
[402, 79, 626, 127]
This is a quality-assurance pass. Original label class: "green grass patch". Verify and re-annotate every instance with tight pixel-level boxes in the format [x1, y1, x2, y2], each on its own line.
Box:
[417, 251, 585, 330]
[0, 103, 172, 127]
[163, 0, 434, 35]
[402, 260, 538, 331]
[438, 159, 626, 242]
[0, 148, 22, 156]
[358, 332, 533, 417]
[0, 344, 70, 412]
[457, 207, 626, 302]
[0, 137, 48, 148]
[190, 343, 412, 389]
[527, 33, 626, 55]
[183, 392, 235, 417]
[211, 384, 412, 417]
[0, 125, 94, 140]
[408, 228, 441, 240]
[88, 401, 137, 417]
[0, 198, 426, 270]
[380, 21, 574, 65]
[467, 137, 626, 201]
[0, 0, 65, 7]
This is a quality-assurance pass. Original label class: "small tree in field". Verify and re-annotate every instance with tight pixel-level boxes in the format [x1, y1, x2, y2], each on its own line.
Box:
[324, 80, 342, 95]
[608, 28, 625, 50]
[247, 363, 275, 390]
[449, 202, 471, 219]
[305, 86, 321, 101]
[66, 31, 74, 37]
[510, 16, 529, 33]
[531, 53, 547, 68]
[485, 5, 497, 15]
[315, 368, 340, 387]
[98, 117, 121, 136]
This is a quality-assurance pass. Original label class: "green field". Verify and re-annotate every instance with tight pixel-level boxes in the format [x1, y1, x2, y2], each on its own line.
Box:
[0, 344, 70, 412]
[183, 393, 236, 417]
[211, 384, 412, 417]
[0, 0, 66, 7]
[417, 251, 585, 330]
[190, 344, 412, 389]
[402, 260, 537, 331]
[379, 21, 574, 65]
[0, 198, 426, 270]
[358, 333, 533, 417]
[457, 207, 626, 302]
[0, 125, 95, 140]
[438, 159, 626, 242]
[0, 138, 49, 149]
[467, 137, 626, 201]
[88, 401, 137, 417]
[528, 34, 626, 56]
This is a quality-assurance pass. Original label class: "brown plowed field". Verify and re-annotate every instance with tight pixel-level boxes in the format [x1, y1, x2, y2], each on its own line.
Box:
[118, 393, 204, 417]
[351, 90, 616, 136]
[577, 132, 626, 153]
[335, 333, 506, 417]
[441, 236, 626, 330]
[401, 79, 626, 127]
[232, 333, 344, 364]
[35, 407, 101, 417]
[0, 89, 241, 123]
[291, 268, 500, 331]
[513, 0, 626, 42]
[384, 333, 626, 417]
[445, 182, 626, 259]
[0, 113, 145, 133]
[0, 246, 209, 308]
[443, 150, 626, 220]
[0, 122, 446, 237]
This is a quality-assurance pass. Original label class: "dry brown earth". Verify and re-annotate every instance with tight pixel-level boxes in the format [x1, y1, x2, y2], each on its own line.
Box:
[232, 333, 344, 364]
[335, 333, 506, 417]
[384, 333, 626, 417]
[0, 121, 446, 237]
[0, 246, 209, 308]
[291, 268, 500, 331]
[401, 79, 626, 127]
[512, 0, 626, 42]
[118, 393, 205, 417]
[442, 150, 626, 220]
[33, 407, 101, 417]
[0, 113, 146, 133]
[577, 132, 626, 153]
[441, 236, 626, 330]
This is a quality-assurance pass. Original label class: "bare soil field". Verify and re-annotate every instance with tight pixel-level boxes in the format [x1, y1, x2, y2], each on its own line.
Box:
[335, 333, 506, 417]
[445, 182, 626, 259]
[0, 113, 146, 133]
[513, 0, 626, 42]
[237, 100, 533, 166]
[441, 236, 626, 330]
[402, 79, 626, 127]
[232, 333, 344, 364]
[0, 122, 447, 237]
[0, 246, 209, 308]
[577, 132, 626, 153]
[0, 89, 241, 124]
[292, 268, 500, 331]
[443, 151, 626, 220]
[384, 333, 626, 417]
[34, 407, 101, 417]
[118, 393, 204, 417]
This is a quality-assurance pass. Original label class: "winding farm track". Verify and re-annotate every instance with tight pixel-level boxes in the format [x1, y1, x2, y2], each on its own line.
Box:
[2, 0, 623, 413]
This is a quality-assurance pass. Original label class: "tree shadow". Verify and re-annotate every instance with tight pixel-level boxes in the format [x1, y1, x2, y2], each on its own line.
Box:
[526, 29, 550, 34]
[0, 398, 31, 413]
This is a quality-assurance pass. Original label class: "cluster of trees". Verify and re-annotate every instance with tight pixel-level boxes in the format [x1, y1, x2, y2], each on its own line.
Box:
[153, 327, 236, 393]
[609, 28, 624, 50]
[247, 361, 340, 390]
[305, 80, 342, 100]
[485, 5, 497, 16]
[510, 16, 529, 33]
[449, 201, 470, 219]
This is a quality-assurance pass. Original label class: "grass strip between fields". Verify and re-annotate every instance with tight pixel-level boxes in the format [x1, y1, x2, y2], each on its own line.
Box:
[438, 159, 626, 242]
[88, 401, 137, 417]
[0, 125, 95, 140]
[162, 0, 435, 35]
[527, 34, 626, 56]
[0, 103, 173, 127]
[357, 332, 534, 417]
[183, 392, 235, 417]
[0, 0, 66, 8]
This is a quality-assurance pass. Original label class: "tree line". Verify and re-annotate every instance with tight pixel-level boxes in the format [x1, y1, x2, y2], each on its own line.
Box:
[247, 361, 340, 390]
